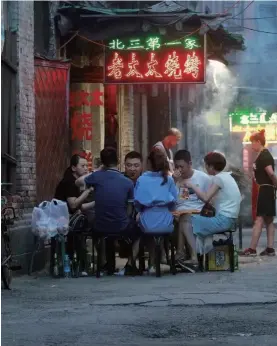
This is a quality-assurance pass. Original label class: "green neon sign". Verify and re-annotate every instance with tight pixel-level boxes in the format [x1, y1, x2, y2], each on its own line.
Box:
[107, 36, 201, 51]
[229, 110, 277, 126]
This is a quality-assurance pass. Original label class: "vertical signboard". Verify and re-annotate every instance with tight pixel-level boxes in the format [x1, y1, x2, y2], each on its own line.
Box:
[70, 83, 104, 170]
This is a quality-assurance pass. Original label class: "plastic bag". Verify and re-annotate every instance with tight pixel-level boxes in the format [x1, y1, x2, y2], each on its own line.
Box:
[31, 199, 69, 239]
[50, 199, 69, 236]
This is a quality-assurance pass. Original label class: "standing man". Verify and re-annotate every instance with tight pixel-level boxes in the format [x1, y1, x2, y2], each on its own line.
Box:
[152, 128, 182, 173]
[123, 151, 143, 186]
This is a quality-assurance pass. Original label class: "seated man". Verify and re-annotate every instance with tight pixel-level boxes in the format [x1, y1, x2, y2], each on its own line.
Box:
[76, 147, 140, 275]
[173, 150, 211, 267]
[118, 151, 143, 259]
[123, 151, 143, 186]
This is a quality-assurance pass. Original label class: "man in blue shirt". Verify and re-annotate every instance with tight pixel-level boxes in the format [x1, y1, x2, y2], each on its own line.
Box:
[76, 147, 140, 275]
[76, 147, 134, 233]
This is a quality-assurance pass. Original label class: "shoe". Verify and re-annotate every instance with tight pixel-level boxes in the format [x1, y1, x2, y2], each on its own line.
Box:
[124, 264, 140, 276]
[184, 259, 198, 265]
[239, 248, 257, 257]
[176, 257, 186, 267]
[259, 248, 276, 256]
[176, 258, 196, 273]
[114, 268, 125, 276]
[147, 266, 156, 275]
[175, 253, 185, 261]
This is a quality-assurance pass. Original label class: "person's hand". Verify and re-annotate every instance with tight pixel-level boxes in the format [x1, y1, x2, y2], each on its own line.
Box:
[173, 169, 181, 181]
[136, 212, 140, 222]
[185, 181, 193, 189]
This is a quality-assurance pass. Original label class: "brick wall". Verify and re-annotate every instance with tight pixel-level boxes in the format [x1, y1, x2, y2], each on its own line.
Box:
[13, 1, 36, 209]
[118, 85, 135, 169]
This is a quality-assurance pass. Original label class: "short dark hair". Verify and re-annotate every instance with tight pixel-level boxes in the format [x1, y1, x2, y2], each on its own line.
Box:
[174, 150, 191, 164]
[204, 152, 226, 172]
[70, 154, 82, 167]
[100, 147, 118, 167]
[124, 151, 142, 162]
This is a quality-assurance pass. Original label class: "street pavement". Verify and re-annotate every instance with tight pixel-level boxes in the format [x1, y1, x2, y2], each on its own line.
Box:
[2, 228, 277, 346]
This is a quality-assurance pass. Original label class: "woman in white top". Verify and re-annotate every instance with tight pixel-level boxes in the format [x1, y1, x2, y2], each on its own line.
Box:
[186, 152, 241, 240]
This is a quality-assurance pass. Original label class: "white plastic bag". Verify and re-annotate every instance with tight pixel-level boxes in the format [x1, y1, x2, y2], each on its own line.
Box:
[31, 201, 55, 239]
[50, 199, 69, 236]
[31, 199, 69, 239]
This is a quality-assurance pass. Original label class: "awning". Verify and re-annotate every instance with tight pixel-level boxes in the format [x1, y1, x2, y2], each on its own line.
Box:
[56, 1, 244, 54]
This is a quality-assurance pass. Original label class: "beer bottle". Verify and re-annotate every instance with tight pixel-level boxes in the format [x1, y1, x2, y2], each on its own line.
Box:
[72, 251, 79, 278]
[53, 253, 59, 278]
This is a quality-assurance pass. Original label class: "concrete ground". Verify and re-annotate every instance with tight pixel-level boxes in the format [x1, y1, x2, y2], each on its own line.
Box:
[2, 229, 277, 346]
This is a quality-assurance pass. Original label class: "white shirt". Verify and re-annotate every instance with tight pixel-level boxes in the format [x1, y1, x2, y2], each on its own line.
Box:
[176, 170, 211, 211]
[213, 172, 241, 218]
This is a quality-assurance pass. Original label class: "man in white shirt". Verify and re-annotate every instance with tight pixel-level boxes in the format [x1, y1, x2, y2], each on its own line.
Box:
[173, 150, 211, 265]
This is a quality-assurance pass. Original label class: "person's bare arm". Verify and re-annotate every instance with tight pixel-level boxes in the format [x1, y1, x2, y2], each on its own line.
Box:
[265, 165, 277, 187]
[81, 201, 95, 212]
[186, 182, 220, 203]
[67, 187, 93, 211]
[75, 173, 91, 188]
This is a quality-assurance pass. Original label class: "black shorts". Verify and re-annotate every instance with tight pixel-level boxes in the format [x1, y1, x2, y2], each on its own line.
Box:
[257, 185, 276, 217]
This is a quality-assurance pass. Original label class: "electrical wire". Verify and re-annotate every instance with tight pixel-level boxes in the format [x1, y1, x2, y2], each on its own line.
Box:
[159, 0, 242, 45]
[243, 16, 277, 20]
[218, 1, 277, 34]
[59, 30, 79, 50]
[235, 26, 277, 34]
[219, 1, 254, 26]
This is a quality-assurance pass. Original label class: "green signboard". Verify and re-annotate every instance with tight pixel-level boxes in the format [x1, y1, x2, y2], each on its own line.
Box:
[229, 110, 277, 126]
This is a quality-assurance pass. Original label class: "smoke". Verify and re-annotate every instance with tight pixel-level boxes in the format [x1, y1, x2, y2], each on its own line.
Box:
[191, 60, 240, 169]
[191, 61, 251, 198]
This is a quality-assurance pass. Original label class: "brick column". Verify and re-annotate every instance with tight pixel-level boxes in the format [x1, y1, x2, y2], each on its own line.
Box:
[118, 85, 135, 169]
[14, 1, 36, 208]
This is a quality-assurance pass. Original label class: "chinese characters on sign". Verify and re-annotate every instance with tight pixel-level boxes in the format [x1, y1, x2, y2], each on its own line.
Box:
[126, 53, 143, 78]
[229, 111, 277, 127]
[183, 52, 201, 79]
[71, 111, 93, 141]
[70, 89, 104, 141]
[164, 51, 182, 79]
[105, 50, 202, 82]
[105, 35, 205, 83]
[70, 89, 104, 107]
[229, 111, 277, 142]
[108, 36, 201, 51]
[145, 53, 162, 78]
